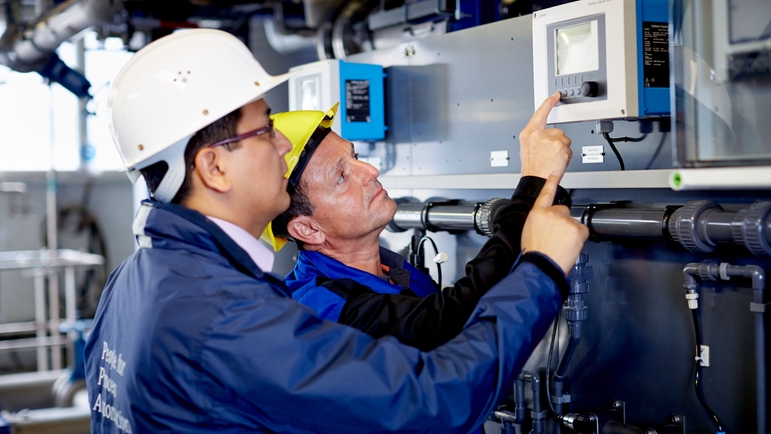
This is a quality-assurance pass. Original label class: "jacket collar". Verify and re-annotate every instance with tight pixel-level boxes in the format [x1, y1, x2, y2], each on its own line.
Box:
[134, 200, 287, 293]
[286, 247, 437, 298]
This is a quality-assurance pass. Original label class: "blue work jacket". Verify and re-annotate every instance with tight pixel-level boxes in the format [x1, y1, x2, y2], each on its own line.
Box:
[287, 247, 438, 322]
[85, 200, 567, 433]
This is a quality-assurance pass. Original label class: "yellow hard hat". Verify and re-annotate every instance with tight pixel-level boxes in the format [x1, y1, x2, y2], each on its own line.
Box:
[260, 103, 339, 251]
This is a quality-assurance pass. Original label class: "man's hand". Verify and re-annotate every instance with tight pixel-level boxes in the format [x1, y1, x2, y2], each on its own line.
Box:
[519, 93, 572, 179]
[521, 174, 589, 274]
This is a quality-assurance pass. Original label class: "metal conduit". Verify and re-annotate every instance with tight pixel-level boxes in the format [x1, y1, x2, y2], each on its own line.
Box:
[425, 204, 478, 232]
[389, 198, 771, 256]
[0, 0, 123, 97]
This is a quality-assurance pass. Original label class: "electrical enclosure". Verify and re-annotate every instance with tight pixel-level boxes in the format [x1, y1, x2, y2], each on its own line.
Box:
[289, 59, 386, 141]
[532, 0, 669, 124]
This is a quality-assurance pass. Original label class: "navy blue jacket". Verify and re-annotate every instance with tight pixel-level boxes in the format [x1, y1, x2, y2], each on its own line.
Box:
[85, 200, 568, 433]
[286, 177, 571, 351]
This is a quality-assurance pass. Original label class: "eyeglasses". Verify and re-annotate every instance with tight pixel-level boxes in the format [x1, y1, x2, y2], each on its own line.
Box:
[206, 118, 275, 149]
[189, 119, 275, 170]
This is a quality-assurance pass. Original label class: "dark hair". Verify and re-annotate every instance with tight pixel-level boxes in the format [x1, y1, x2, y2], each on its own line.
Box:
[271, 178, 314, 249]
[140, 108, 242, 204]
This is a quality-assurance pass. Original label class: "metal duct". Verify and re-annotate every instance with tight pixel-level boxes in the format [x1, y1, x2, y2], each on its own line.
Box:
[0, 0, 123, 97]
[263, 19, 317, 55]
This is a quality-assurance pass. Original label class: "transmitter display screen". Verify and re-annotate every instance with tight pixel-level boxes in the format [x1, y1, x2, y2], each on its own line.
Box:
[556, 21, 599, 75]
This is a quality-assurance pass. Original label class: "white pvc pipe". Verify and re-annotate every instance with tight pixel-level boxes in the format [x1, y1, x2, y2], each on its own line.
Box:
[670, 167, 771, 191]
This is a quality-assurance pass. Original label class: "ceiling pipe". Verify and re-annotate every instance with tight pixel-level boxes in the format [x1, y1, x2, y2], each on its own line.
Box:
[0, 0, 123, 97]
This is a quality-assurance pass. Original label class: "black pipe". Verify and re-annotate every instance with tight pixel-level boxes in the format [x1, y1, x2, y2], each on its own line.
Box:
[553, 323, 580, 416]
[683, 262, 767, 434]
[391, 198, 771, 256]
[586, 208, 666, 240]
[519, 371, 545, 434]
[531, 373, 544, 434]
[515, 376, 526, 423]
[723, 265, 765, 434]
[552, 253, 591, 416]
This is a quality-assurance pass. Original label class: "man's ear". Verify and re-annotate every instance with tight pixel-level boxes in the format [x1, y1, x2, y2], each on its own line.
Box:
[193, 148, 231, 193]
[287, 215, 325, 247]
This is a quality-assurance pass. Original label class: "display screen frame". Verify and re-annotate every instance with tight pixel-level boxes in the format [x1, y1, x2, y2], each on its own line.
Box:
[545, 13, 608, 104]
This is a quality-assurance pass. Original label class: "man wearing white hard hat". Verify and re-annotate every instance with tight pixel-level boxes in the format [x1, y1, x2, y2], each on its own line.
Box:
[85, 29, 587, 433]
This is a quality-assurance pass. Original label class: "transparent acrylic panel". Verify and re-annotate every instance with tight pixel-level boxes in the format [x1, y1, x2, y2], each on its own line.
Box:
[672, 0, 771, 167]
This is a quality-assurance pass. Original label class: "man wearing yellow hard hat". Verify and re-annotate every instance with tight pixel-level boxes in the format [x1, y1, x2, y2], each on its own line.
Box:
[269, 93, 577, 351]
[86, 28, 588, 433]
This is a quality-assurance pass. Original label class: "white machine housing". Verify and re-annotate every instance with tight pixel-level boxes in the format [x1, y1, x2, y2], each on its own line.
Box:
[289, 59, 343, 132]
[289, 59, 386, 141]
[533, 0, 638, 124]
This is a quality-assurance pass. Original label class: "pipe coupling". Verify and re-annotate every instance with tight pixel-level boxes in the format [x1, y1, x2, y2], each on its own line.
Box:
[474, 197, 509, 237]
[668, 200, 723, 252]
[732, 201, 771, 256]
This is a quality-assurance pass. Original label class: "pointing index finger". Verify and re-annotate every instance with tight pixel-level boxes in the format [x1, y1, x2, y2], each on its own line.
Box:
[527, 92, 561, 130]
[533, 173, 561, 209]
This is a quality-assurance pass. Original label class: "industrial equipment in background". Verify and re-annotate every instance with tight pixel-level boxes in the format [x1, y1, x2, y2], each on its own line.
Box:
[0, 0, 770, 433]
[390, 197, 771, 257]
[0, 0, 125, 98]
[0, 0, 523, 98]
[389, 195, 769, 434]
[289, 59, 386, 141]
[532, 0, 670, 124]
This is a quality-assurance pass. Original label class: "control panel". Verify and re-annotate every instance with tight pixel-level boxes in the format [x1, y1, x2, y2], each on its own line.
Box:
[289, 59, 386, 141]
[533, 0, 669, 124]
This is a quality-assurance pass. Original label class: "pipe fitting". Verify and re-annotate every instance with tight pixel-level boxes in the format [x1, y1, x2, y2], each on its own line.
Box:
[668, 200, 723, 252]
[733, 202, 771, 256]
[475, 197, 509, 237]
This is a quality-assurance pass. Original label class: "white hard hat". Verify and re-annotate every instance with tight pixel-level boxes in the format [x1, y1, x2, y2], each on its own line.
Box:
[107, 29, 295, 203]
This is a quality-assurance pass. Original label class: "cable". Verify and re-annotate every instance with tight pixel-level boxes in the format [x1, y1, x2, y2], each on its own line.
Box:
[602, 133, 625, 171]
[644, 132, 670, 170]
[605, 133, 649, 143]
[546, 313, 560, 417]
[691, 309, 726, 433]
[418, 236, 442, 289]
